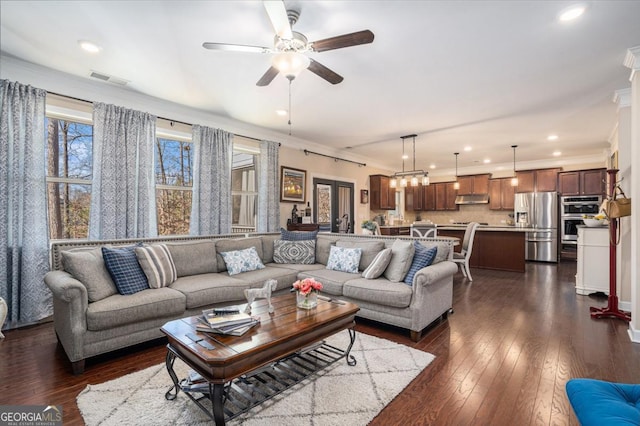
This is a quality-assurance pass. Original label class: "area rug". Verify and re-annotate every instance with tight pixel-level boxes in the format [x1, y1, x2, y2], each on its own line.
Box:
[77, 331, 434, 425]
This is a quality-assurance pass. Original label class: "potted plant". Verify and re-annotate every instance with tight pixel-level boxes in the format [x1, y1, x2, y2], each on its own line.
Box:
[361, 220, 377, 235]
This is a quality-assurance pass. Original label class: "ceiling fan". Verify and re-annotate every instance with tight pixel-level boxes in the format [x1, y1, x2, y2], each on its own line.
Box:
[202, 0, 374, 86]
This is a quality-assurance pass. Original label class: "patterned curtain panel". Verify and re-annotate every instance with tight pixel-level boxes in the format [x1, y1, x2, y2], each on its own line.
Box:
[257, 140, 280, 232]
[0, 79, 52, 327]
[89, 103, 157, 239]
[190, 125, 232, 235]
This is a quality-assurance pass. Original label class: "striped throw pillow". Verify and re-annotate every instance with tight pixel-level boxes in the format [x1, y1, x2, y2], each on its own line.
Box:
[134, 244, 177, 288]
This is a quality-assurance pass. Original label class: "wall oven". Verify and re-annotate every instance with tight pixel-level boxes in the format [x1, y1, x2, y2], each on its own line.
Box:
[560, 195, 602, 243]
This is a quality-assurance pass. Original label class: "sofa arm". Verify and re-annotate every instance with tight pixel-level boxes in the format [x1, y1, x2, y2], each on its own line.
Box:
[413, 261, 458, 288]
[44, 271, 88, 363]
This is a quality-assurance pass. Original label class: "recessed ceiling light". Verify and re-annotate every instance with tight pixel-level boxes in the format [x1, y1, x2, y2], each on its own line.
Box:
[464, 146, 472, 152]
[559, 4, 586, 22]
[276, 109, 287, 116]
[78, 40, 102, 53]
[402, 154, 409, 160]
[483, 159, 491, 164]
[547, 134, 559, 141]
[429, 164, 436, 169]
[553, 151, 562, 156]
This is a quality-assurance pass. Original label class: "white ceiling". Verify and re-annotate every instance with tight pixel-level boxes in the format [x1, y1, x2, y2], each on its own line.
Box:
[1, 1, 639, 175]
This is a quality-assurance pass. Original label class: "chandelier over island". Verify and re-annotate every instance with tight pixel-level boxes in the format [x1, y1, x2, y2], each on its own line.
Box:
[389, 134, 430, 188]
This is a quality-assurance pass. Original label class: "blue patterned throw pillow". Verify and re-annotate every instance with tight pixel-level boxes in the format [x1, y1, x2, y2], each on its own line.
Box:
[326, 246, 362, 274]
[403, 242, 438, 285]
[280, 227, 318, 241]
[273, 240, 316, 264]
[102, 245, 149, 295]
[220, 247, 265, 275]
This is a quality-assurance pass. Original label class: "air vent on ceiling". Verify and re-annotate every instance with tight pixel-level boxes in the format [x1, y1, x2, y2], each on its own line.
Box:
[90, 71, 129, 86]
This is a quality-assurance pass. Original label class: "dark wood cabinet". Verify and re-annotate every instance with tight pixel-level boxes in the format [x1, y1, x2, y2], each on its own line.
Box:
[456, 174, 490, 195]
[423, 184, 436, 211]
[426, 182, 458, 211]
[379, 226, 410, 236]
[489, 178, 515, 210]
[369, 175, 396, 210]
[435, 183, 447, 210]
[404, 184, 424, 211]
[558, 169, 606, 196]
[287, 223, 320, 231]
[516, 168, 560, 192]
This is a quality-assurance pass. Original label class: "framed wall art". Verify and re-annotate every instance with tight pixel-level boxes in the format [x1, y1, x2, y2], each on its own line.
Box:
[280, 166, 306, 202]
[360, 189, 369, 204]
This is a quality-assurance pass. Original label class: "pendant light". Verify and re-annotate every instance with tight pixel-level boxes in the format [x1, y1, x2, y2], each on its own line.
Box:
[510, 145, 519, 186]
[453, 152, 460, 190]
[390, 134, 430, 187]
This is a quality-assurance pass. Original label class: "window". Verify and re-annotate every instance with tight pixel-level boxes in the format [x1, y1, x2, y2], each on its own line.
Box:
[231, 139, 259, 233]
[45, 117, 93, 239]
[155, 131, 193, 236]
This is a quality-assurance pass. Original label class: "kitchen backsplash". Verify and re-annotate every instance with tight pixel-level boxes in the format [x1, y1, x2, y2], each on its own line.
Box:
[403, 205, 513, 226]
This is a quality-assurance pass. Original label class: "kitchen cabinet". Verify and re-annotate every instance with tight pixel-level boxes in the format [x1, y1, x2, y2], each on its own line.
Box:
[558, 169, 606, 196]
[489, 178, 515, 210]
[379, 226, 410, 236]
[432, 182, 458, 211]
[575, 227, 609, 295]
[287, 223, 320, 231]
[369, 175, 396, 210]
[404, 184, 424, 211]
[423, 184, 436, 211]
[436, 228, 526, 272]
[516, 168, 560, 193]
[456, 174, 490, 195]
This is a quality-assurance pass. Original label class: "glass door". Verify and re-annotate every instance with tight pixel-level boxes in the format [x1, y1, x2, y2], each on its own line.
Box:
[313, 178, 354, 233]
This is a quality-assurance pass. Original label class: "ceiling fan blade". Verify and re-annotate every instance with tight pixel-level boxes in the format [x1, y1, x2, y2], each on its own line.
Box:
[311, 30, 375, 52]
[263, 0, 292, 40]
[202, 42, 270, 53]
[308, 59, 343, 85]
[256, 66, 280, 86]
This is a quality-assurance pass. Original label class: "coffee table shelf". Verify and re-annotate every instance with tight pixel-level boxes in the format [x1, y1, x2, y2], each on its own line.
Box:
[165, 330, 356, 423]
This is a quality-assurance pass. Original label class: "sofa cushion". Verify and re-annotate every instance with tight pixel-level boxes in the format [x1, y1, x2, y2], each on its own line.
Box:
[403, 242, 438, 285]
[86, 287, 185, 331]
[261, 234, 279, 264]
[336, 240, 385, 271]
[361, 248, 393, 279]
[169, 273, 250, 309]
[326, 246, 362, 274]
[61, 247, 117, 302]
[102, 245, 149, 295]
[280, 227, 318, 241]
[216, 237, 264, 272]
[273, 240, 316, 264]
[383, 239, 415, 282]
[219, 247, 265, 275]
[228, 266, 299, 291]
[315, 237, 335, 265]
[135, 244, 177, 288]
[165, 240, 217, 277]
[343, 278, 413, 308]
[297, 268, 359, 296]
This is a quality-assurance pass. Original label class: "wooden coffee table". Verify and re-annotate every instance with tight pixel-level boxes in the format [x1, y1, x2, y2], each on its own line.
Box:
[161, 293, 359, 425]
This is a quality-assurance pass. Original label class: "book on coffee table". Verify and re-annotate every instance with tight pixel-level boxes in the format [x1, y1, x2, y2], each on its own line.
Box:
[197, 318, 260, 336]
[201, 311, 253, 327]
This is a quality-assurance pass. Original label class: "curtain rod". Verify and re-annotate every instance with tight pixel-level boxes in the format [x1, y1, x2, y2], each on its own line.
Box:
[303, 149, 366, 167]
[46, 90, 270, 143]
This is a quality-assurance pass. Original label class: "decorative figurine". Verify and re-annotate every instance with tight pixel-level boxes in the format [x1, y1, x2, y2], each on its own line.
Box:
[244, 279, 278, 314]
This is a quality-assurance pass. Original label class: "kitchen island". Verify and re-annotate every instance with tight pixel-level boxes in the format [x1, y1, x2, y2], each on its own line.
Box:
[436, 225, 533, 273]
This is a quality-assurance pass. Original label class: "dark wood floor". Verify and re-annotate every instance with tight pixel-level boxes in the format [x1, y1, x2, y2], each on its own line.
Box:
[1, 261, 638, 425]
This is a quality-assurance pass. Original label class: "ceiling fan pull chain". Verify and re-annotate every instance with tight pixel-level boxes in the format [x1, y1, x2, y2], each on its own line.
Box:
[288, 76, 293, 135]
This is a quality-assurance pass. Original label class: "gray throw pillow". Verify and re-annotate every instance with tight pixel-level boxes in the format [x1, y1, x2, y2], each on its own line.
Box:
[361, 248, 393, 279]
[336, 240, 385, 271]
[383, 239, 416, 282]
[62, 247, 117, 302]
[273, 240, 316, 264]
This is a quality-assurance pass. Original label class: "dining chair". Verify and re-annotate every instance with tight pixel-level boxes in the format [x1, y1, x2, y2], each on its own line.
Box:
[452, 222, 480, 281]
[410, 226, 437, 238]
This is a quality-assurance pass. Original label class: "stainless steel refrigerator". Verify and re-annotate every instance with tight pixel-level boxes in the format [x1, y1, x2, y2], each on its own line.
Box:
[514, 192, 558, 262]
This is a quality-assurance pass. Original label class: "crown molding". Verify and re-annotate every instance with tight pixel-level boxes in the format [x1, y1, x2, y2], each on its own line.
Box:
[623, 46, 640, 80]
[613, 88, 632, 109]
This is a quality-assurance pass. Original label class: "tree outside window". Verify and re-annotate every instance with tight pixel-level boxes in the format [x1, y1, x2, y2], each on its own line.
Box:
[155, 137, 192, 235]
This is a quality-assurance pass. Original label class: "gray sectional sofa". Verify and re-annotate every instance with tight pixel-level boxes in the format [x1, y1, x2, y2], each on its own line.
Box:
[44, 232, 457, 374]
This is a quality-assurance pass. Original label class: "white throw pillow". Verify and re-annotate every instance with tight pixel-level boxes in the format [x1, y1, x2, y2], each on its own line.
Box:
[220, 247, 265, 275]
[326, 246, 362, 274]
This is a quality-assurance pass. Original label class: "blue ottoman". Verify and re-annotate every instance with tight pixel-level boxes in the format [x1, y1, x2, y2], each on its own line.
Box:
[566, 378, 640, 425]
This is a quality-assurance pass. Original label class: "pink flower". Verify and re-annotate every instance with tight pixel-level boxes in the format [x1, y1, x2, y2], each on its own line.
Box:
[292, 278, 323, 296]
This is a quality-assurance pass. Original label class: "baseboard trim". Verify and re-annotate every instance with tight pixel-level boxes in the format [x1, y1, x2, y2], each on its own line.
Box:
[627, 325, 640, 343]
[619, 301, 632, 312]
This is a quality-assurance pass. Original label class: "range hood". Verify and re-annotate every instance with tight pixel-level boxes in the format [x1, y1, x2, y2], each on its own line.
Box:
[455, 194, 490, 205]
